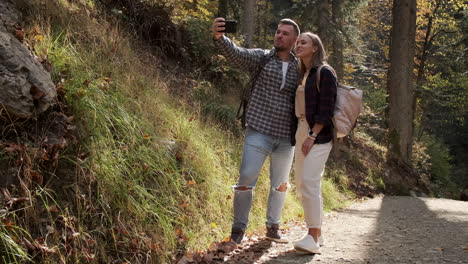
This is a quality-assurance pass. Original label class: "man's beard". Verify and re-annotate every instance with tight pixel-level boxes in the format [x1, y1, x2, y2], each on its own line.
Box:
[274, 45, 287, 51]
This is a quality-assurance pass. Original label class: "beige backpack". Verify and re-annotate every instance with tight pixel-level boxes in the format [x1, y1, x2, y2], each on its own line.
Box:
[317, 65, 363, 138]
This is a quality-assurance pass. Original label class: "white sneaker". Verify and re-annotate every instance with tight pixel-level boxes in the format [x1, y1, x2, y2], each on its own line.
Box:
[318, 235, 324, 246]
[293, 235, 321, 254]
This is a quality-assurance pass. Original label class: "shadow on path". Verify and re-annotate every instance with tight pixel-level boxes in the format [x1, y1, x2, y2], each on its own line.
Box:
[192, 197, 467, 263]
[261, 250, 317, 264]
[262, 196, 467, 264]
[363, 196, 467, 263]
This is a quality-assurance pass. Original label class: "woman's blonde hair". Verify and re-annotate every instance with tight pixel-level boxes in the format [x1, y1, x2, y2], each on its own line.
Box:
[298, 32, 329, 81]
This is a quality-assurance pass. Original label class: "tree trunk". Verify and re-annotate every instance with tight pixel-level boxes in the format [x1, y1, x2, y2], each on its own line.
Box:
[242, 0, 256, 48]
[331, 0, 344, 81]
[217, 0, 229, 17]
[263, 0, 269, 44]
[317, 0, 330, 48]
[387, 0, 417, 165]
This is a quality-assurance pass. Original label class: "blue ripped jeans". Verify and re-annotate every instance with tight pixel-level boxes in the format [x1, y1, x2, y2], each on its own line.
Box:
[232, 127, 295, 231]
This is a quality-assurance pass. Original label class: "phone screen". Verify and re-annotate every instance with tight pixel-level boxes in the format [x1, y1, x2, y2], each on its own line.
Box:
[222, 20, 237, 33]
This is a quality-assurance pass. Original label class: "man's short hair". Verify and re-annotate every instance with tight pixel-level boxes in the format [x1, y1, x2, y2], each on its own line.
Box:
[279, 19, 300, 36]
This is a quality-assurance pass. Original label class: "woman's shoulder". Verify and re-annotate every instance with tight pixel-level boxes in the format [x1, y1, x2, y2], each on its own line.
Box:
[317, 65, 337, 81]
[318, 64, 335, 75]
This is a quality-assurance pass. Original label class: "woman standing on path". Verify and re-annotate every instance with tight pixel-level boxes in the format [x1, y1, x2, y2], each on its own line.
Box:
[291, 32, 337, 254]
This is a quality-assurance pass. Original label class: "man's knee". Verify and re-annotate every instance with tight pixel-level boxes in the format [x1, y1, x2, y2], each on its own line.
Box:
[233, 185, 254, 192]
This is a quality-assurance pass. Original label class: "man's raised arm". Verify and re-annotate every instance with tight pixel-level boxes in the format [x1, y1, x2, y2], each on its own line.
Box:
[212, 17, 267, 72]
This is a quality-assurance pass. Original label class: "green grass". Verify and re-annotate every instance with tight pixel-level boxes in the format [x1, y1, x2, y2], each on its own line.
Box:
[2, 0, 351, 262]
[322, 166, 354, 210]
[25, 2, 284, 260]
[0, 225, 31, 264]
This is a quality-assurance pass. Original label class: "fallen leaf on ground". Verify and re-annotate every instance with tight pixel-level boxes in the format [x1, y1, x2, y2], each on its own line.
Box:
[34, 26, 41, 34]
[176, 256, 191, 264]
[208, 242, 218, 251]
[152, 243, 159, 251]
[187, 180, 196, 185]
[219, 241, 237, 253]
[2, 219, 14, 229]
[203, 253, 214, 262]
[15, 29, 24, 41]
[42, 59, 52, 72]
[30, 170, 43, 185]
[56, 83, 64, 96]
[76, 88, 86, 97]
[49, 204, 58, 213]
[4, 144, 23, 155]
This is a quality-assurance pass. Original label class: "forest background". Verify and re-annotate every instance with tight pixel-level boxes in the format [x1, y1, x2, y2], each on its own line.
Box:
[0, 0, 467, 263]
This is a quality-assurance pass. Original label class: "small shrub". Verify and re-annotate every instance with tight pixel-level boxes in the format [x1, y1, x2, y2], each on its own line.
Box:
[425, 136, 452, 184]
[322, 178, 349, 211]
[364, 85, 387, 114]
[185, 18, 216, 64]
[366, 167, 385, 191]
[326, 167, 349, 191]
[347, 152, 366, 171]
[192, 82, 242, 134]
[418, 134, 457, 197]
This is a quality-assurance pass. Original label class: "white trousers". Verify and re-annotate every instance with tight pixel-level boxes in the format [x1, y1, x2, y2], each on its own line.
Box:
[294, 119, 332, 228]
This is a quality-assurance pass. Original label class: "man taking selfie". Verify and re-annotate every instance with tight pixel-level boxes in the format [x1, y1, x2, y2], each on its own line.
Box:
[211, 17, 300, 244]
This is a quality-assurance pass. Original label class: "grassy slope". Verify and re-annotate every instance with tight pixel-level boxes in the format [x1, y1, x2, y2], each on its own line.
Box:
[0, 0, 388, 263]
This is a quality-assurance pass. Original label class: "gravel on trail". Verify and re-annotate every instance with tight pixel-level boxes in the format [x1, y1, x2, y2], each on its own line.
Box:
[202, 196, 467, 264]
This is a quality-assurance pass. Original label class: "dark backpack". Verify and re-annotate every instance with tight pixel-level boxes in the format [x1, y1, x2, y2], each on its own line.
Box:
[236, 52, 274, 128]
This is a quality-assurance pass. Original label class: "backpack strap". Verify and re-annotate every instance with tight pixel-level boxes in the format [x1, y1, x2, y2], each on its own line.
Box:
[236, 51, 275, 127]
[316, 64, 338, 93]
[315, 65, 326, 93]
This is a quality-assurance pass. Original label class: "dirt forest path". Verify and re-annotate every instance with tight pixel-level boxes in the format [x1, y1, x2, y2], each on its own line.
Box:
[204, 196, 468, 264]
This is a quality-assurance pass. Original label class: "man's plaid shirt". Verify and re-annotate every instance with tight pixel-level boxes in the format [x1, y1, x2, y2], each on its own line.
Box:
[214, 36, 298, 139]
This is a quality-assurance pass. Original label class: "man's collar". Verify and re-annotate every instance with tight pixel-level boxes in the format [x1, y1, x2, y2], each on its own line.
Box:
[270, 48, 297, 63]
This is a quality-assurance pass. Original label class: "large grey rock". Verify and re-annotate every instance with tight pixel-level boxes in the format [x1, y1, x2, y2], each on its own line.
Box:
[0, 0, 20, 26]
[0, 0, 56, 118]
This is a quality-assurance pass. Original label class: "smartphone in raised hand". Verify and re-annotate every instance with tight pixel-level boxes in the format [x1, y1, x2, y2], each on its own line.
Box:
[220, 20, 237, 33]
